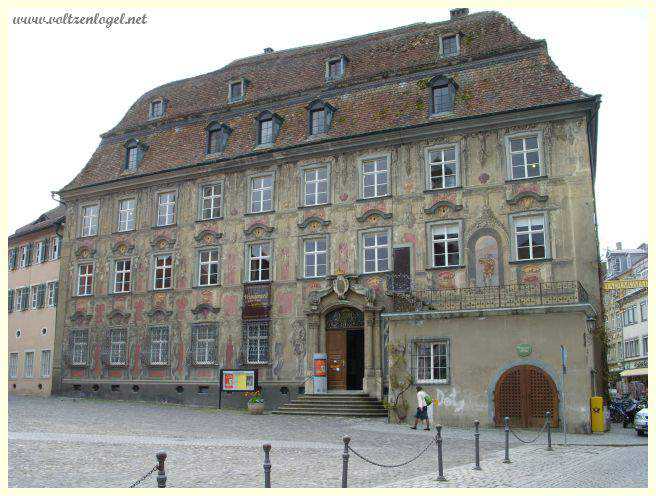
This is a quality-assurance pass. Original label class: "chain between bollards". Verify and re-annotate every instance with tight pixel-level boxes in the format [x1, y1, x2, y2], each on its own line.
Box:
[435, 424, 447, 482]
[263, 443, 272, 488]
[503, 417, 511, 463]
[156, 452, 167, 488]
[546, 411, 553, 451]
[342, 436, 350, 488]
[473, 420, 482, 470]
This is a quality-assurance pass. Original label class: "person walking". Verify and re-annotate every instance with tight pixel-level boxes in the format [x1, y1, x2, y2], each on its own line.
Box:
[410, 386, 431, 430]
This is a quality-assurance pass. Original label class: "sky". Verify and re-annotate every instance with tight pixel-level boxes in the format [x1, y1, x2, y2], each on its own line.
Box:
[7, 7, 650, 256]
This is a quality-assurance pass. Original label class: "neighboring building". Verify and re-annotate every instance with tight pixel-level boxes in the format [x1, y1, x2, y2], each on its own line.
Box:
[53, 9, 602, 432]
[603, 246, 648, 392]
[8, 206, 65, 395]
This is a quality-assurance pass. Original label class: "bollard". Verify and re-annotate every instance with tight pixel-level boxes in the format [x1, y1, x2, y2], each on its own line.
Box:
[263, 443, 272, 488]
[473, 420, 481, 470]
[435, 425, 447, 481]
[342, 436, 350, 488]
[546, 411, 553, 451]
[503, 417, 511, 464]
[156, 452, 167, 488]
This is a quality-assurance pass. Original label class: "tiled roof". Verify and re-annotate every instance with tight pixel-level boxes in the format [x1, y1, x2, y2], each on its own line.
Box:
[9, 205, 66, 241]
[60, 11, 591, 193]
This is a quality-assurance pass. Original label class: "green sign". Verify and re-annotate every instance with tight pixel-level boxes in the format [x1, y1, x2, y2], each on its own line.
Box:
[516, 344, 532, 357]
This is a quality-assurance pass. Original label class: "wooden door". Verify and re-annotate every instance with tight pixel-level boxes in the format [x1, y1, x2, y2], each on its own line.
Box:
[326, 330, 347, 389]
[494, 365, 558, 428]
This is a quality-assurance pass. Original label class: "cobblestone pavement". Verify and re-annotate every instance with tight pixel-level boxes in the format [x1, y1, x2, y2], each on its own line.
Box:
[8, 395, 648, 488]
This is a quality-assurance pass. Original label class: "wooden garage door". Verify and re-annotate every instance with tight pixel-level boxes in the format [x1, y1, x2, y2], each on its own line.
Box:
[494, 365, 559, 428]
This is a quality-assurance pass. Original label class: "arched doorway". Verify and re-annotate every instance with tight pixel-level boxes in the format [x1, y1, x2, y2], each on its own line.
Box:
[494, 365, 559, 428]
[325, 307, 364, 390]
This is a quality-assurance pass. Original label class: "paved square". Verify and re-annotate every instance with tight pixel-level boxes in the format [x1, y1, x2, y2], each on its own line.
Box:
[8, 396, 647, 488]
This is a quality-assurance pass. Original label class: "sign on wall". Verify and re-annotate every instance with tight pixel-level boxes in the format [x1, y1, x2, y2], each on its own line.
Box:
[221, 369, 257, 391]
[243, 283, 271, 319]
[602, 279, 648, 291]
[516, 343, 532, 357]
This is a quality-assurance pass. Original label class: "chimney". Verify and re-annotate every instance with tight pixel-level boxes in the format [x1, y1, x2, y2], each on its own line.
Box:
[263, 47, 274, 54]
[616, 242, 623, 250]
[450, 8, 469, 19]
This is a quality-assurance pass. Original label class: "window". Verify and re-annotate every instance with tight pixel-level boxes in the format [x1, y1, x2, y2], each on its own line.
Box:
[228, 81, 244, 102]
[24, 352, 34, 378]
[109, 330, 127, 366]
[40, 350, 51, 378]
[35, 241, 46, 264]
[154, 254, 173, 290]
[200, 183, 222, 220]
[8, 248, 17, 270]
[310, 109, 325, 135]
[432, 85, 453, 115]
[508, 134, 542, 180]
[77, 263, 94, 296]
[50, 236, 61, 260]
[361, 231, 390, 274]
[125, 140, 145, 171]
[361, 156, 389, 199]
[259, 118, 273, 145]
[307, 100, 335, 136]
[248, 242, 271, 282]
[206, 123, 231, 154]
[625, 338, 639, 358]
[31, 285, 39, 309]
[81, 205, 99, 237]
[430, 222, 461, 268]
[198, 249, 220, 286]
[426, 145, 458, 190]
[440, 34, 459, 56]
[250, 175, 273, 213]
[16, 287, 29, 311]
[191, 323, 218, 365]
[415, 341, 449, 383]
[114, 259, 132, 293]
[8, 289, 14, 313]
[149, 326, 169, 365]
[149, 100, 164, 119]
[118, 198, 136, 232]
[255, 111, 282, 145]
[640, 301, 648, 321]
[643, 336, 648, 357]
[47, 282, 58, 307]
[326, 57, 345, 80]
[513, 214, 547, 261]
[19, 245, 28, 268]
[9, 353, 18, 379]
[157, 192, 176, 226]
[246, 321, 269, 364]
[303, 166, 329, 206]
[304, 238, 327, 278]
[36, 284, 46, 308]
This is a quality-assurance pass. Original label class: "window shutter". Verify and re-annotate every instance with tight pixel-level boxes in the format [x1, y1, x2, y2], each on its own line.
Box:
[43, 238, 49, 261]
[37, 284, 46, 308]
[25, 243, 33, 266]
[8, 289, 14, 313]
[55, 235, 62, 259]
[8, 249, 16, 270]
[21, 288, 29, 310]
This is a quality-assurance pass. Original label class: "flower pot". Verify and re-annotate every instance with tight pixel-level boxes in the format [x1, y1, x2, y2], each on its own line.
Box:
[248, 401, 265, 415]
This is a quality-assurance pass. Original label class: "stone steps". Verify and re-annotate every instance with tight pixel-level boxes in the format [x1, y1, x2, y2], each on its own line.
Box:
[273, 392, 388, 418]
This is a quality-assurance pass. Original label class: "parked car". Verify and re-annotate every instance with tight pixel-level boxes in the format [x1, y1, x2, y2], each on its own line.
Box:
[634, 407, 648, 436]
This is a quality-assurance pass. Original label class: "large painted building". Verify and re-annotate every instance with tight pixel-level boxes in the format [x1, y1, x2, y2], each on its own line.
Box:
[8, 206, 64, 395]
[52, 9, 602, 431]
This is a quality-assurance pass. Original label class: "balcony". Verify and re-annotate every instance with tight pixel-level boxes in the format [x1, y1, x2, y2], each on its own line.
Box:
[387, 278, 589, 314]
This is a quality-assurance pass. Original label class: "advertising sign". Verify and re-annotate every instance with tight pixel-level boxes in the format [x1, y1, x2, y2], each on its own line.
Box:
[242, 283, 271, 318]
[221, 369, 257, 392]
[602, 279, 648, 291]
[314, 358, 327, 377]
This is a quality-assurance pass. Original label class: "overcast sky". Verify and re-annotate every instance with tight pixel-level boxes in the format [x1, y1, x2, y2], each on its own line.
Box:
[7, 7, 649, 255]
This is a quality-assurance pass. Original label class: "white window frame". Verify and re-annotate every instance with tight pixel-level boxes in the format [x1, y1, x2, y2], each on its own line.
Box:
[70, 330, 88, 366]
[153, 254, 173, 290]
[425, 144, 460, 190]
[114, 259, 132, 294]
[325, 56, 346, 81]
[625, 338, 640, 358]
[198, 248, 220, 287]
[426, 220, 463, 268]
[19, 245, 28, 268]
[149, 326, 169, 365]
[47, 281, 58, 307]
[642, 336, 648, 357]
[80, 204, 99, 237]
[246, 320, 269, 364]
[415, 340, 450, 384]
[40, 349, 52, 378]
[30, 285, 39, 309]
[360, 228, 391, 275]
[640, 301, 648, 321]
[505, 131, 544, 181]
[23, 351, 35, 379]
[303, 236, 328, 279]
[246, 242, 272, 283]
[249, 174, 274, 213]
[359, 154, 390, 199]
[301, 164, 330, 207]
[259, 118, 274, 145]
[9, 352, 19, 379]
[77, 263, 94, 296]
[509, 212, 550, 262]
[156, 191, 176, 227]
[149, 99, 164, 119]
[109, 329, 127, 366]
[117, 198, 136, 232]
[35, 240, 45, 264]
[228, 79, 244, 103]
[50, 236, 61, 260]
[198, 182, 223, 220]
[192, 324, 218, 365]
[439, 33, 460, 57]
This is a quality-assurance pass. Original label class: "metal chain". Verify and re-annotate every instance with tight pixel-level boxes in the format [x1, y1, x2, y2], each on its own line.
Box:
[129, 465, 158, 488]
[508, 419, 549, 444]
[347, 437, 435, 468]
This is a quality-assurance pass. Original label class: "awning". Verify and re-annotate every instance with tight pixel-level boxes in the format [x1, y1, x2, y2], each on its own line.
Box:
[620, 367, 649, 377]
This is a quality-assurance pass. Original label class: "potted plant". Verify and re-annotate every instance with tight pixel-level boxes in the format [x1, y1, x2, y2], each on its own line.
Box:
[245, 388, 265, 415]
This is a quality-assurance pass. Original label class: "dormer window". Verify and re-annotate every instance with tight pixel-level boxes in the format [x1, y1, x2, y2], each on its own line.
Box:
[439, 34, 460, 57]
[124, 139, 147, 171]
[228, 79, 246, 103]
[206, 122, 232, 154]
[325, 56, 346, 81]
[256, 111, 283, 146]
[307, 100, 335, 136]
[429, 75, 458, 116]
[148, 98, 166, 119]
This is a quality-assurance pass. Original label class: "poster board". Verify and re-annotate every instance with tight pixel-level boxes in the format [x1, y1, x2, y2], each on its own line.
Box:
[220, 369, 257, 392]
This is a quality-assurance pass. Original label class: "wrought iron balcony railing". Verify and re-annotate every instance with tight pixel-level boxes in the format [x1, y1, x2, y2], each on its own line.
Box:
[386, 276, 589, 313]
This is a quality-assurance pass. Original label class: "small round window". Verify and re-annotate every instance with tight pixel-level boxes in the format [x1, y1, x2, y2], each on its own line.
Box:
[41, 328, 47, 335]
[15, 330, 21, 338]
